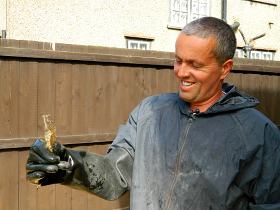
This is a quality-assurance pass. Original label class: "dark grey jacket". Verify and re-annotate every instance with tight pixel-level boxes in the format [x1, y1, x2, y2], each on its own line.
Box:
[67, 84, 280, 210]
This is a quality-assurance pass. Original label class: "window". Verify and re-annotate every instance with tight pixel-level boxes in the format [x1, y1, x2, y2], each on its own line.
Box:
[234, 49, 243, 58]
[126, 38, 152, 50]
[169, 0, 210, 28]
[262, 52, 273, 60]
[250, 51, 262, 59]
[235, 48, 275, 60]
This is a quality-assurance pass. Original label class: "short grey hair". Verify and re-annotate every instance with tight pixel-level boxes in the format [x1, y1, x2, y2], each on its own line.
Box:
[181, 16, 237, 64]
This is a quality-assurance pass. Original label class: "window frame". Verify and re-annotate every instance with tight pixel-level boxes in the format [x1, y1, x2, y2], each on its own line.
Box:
[125, 38, 153, 50]
[168, 0, 210, 29]
[235, 48, 275, 60]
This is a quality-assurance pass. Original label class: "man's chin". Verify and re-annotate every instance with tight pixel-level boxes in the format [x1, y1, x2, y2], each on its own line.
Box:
[178, 92, 192, 103]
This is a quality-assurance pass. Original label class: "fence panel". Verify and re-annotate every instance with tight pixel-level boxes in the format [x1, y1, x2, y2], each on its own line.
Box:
[0, 39, 279, 210]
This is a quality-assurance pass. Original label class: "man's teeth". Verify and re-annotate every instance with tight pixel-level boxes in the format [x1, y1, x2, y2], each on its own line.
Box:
[182, 81, 193, 86]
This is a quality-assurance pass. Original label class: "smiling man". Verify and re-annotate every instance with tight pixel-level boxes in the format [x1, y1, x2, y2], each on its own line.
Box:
[174, 18, 235, 113]
[27, 17, 280, 210]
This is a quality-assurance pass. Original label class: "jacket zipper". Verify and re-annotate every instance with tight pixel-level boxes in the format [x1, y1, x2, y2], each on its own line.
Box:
[165, 113, 196, 210]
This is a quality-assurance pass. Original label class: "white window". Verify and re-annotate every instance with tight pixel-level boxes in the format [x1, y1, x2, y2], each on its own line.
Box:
[250, 50, 274, 60]
[250, 51, 262, 59]
[169, 0, 210, 28]
[234, 49, 244, 58]
[235, 48, 274, 60]
[126, 39, 152, 50]
[262, 52, 273, 60]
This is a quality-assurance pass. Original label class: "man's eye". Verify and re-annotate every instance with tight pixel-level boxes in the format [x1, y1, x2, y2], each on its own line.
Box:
[175, 59, 182, 64]
[192, 62, 203, 68]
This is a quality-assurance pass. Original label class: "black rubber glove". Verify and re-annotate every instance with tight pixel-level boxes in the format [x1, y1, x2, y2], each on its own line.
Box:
[26, 139, 133, 200]
[26, 139, 73, 186]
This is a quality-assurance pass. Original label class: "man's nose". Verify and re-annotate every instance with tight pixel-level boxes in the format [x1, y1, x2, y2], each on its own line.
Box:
[176, 64, 190, 78]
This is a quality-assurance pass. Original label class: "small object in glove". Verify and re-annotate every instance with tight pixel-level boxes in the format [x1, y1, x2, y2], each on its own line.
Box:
[26, 115, 74, 186]
[58, 161, 71, 170]
[27, 114, 59, 185]
[26, 139, 72, 186]
[42, 114, 56, 152]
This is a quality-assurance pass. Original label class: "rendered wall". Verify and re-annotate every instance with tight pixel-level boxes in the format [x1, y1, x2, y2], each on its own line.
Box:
[0, 0, 6, 32]
[5, 0, 180, 52]
[2, 0, 232, 52]
[2, 0, 280, 59]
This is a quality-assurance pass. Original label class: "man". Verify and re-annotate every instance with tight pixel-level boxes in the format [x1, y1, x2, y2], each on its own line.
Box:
[26, 17, 280, 210]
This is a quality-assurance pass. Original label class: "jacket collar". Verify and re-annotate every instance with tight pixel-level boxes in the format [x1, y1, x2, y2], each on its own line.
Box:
[177, 83, 259, 116]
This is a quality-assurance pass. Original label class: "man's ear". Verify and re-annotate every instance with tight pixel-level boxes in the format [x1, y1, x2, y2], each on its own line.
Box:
[220, 59, 233, 80]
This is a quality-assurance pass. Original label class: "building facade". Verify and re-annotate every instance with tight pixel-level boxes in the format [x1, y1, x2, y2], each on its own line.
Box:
[0, 0, 279, 60]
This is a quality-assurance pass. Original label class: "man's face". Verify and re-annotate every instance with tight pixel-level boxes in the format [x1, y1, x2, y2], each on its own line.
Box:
[174, 33, 227, 105]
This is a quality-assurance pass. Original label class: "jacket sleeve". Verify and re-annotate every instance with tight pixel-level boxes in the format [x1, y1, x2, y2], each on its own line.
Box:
[249, 123, 280, 210]
[62, 147, 133, 200]
[62, 104, 140, 200]
[109, 102, 140, 158]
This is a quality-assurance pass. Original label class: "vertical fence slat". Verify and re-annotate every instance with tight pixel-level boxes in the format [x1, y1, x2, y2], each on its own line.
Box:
[100, 65, 119, 132]
[90, 65, 111, 133]
[37, 62, 56, 136]
[55, 63, 73, 135]
[108, 65, 121, 131]
[155, 69, 170, 93]
[37, 61, 57, 210]
[18, 60, 39, 210]
[0, 151, 19, 210]
[168, 68, 178, 92]
[55, 185, 72, 210]
[18, 40, 40, 210]
[19, 151, 37, 210]
[0, 60, 20, 139]
[18, 60, 38, 137]
[116, 67, 144, 124]
[84, 64, 95, 133]
[71, 189, 89, 210]
[9, 60, 20, 138]
[37, 185, 56, 210]
[72, 64, 87, 134]
[0, 59, 12, 138]
[270, 75, 280, 126]
[143, 67, 157, 97]
[54, 62, 73, 210]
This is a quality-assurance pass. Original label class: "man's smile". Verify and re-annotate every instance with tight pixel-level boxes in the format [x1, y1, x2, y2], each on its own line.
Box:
[181, 81, 194, 87]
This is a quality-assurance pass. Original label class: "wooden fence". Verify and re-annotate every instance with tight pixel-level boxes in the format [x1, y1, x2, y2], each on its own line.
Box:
[0, 39, 279, 210]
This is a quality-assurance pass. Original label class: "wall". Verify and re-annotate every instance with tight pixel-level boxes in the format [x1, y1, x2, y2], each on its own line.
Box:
[3, 0, 223, 51]
[3, 0, 279, 60]
[5, 0, 180, 52]
[0, 0, 6, 33]
[3, 0, 280, 60]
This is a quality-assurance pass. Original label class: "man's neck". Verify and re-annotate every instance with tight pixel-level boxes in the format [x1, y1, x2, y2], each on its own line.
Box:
[190, 91, 224, 113]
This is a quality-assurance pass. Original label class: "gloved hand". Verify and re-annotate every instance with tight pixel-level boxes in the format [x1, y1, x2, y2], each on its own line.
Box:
[26, 139, 73, 186]
[27, 139, 133, 200]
